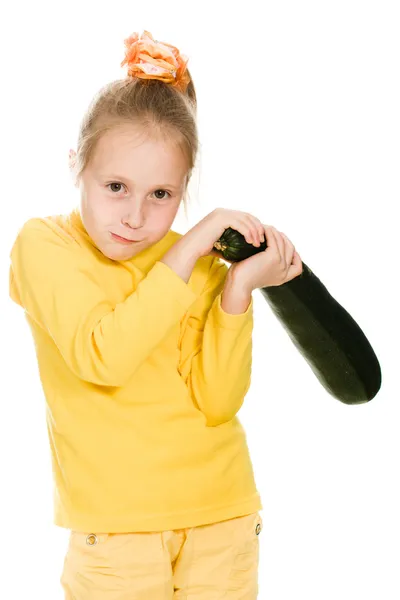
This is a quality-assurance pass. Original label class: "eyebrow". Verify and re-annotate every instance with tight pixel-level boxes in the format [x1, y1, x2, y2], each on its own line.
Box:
[100, 174, 182, 189]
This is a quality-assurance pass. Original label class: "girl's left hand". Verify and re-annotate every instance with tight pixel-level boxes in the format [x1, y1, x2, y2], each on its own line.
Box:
[227, 225, 303, 292]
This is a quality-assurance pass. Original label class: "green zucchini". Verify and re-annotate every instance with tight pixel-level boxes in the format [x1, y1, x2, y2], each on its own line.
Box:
[213, 228, 381, 405]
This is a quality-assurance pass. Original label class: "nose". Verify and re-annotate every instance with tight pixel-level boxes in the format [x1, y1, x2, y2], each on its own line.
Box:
[121, 203, 145, 230]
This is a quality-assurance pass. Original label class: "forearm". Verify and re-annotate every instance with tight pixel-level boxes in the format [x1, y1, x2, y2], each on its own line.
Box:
[221, 271, 253, 315]
[160, 235, 202, 283]
[182, 279, 254, 426]
[69, 262, 197, 386]
[92, 237, 204, 385]
[187, 305, 253, 426]
[91, 238, 202, 385]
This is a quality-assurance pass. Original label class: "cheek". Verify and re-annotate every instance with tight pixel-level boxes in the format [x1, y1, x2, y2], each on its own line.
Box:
[100, 199, 124, 223]
[153, 203, 180, 226]
[85, 201, 113, 234]
[85, 191, 108, 215]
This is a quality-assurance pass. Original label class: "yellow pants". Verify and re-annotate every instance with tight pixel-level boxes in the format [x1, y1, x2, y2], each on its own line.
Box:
[60, 511, 263, 599]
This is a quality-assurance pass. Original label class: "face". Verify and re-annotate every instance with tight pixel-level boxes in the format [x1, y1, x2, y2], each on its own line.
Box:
[73, 124, 189, 261]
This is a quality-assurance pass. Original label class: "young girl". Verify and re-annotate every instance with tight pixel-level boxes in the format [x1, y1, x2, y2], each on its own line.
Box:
[9, 30, 302, 599]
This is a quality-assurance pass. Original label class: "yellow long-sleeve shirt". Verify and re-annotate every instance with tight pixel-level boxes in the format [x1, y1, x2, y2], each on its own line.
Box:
[8, 207, 262, 532]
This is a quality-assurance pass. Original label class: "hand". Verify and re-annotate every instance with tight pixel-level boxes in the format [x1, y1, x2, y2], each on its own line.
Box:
[183, 208, 266, 259]
[228, 225, 303, 292]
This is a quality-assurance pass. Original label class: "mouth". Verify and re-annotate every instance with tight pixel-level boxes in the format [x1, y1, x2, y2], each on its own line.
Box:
[110, 232, 142, 244]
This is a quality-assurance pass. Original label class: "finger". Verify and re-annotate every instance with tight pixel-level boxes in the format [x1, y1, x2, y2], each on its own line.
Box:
[270, 226, 285, 262]
[249, 216, 266, 244]
[280, 232, 296, 266]
[263, 225, 280, 258]
[243, 215, 263, 246]
[240, 213, 265, 246]
[292, 250, 302, 267]
[244, 217, 259, 245]
[239, 215, 264, 246]
[293, 251, 303, 270]
[286, 251, 303, 279]
[232, 217, 259, 246]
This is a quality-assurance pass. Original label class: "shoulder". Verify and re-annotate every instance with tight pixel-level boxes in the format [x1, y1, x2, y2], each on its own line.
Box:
[10, 214, 77, 254]
[9, 216, 80, 280]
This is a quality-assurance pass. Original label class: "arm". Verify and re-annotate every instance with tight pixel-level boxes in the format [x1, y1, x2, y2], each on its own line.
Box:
[177, 257, 254, 427]
[220, 273, 252, 315]
[9, 219, 200, 387]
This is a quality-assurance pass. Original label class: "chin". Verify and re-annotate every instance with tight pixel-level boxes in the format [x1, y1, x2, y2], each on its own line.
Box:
[110, 239, 148, 259]
[105, 247, 139, 261]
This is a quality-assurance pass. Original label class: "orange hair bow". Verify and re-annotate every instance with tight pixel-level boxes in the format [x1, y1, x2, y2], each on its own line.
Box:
[121, 30, 191, 93]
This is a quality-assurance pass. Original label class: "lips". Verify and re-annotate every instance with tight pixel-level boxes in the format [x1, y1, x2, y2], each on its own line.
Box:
[111, 232, 141, 243]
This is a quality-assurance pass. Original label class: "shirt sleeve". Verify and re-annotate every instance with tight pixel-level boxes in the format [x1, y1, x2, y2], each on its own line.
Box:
[177, 256, 254, 427]
[9, 218, 198, 387]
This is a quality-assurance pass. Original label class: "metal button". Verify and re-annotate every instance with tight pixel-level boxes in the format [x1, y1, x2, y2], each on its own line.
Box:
[255, 523, 262, 536]
[86, 534, 98, 545]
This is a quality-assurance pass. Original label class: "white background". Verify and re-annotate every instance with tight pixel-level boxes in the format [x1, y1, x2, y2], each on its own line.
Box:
[1, 1, 399, 598]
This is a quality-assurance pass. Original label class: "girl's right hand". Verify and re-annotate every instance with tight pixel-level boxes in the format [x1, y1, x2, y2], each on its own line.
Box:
[184, 208, 266, 259]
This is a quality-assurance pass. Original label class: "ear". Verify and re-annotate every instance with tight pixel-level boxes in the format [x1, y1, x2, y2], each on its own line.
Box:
[68, 149, 79, 188]
[68, 149, 77, 171]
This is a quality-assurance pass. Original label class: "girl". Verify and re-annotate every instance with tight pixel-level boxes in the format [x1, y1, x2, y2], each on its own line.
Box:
[9, 30, 302, 599]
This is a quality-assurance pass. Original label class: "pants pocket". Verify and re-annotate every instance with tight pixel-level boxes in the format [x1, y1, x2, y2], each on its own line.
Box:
[227, 512, 262, 595]
[61, 532, 113, 599]
[61, 530, 167, 599]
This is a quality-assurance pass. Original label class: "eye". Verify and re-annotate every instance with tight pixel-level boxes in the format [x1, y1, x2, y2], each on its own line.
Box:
[106, 183, 171, 201]
[107, 182, 126, 194]
[152, 189, 171, 201]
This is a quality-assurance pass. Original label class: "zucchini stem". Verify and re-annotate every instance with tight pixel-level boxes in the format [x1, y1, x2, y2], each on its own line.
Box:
[214, 241, 227, 251]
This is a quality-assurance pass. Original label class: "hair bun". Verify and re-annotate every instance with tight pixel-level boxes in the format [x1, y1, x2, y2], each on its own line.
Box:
[120, 30, 191, 93]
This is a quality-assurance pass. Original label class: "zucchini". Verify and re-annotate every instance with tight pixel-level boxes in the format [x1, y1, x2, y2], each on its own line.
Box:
[213, 228, 381, 405]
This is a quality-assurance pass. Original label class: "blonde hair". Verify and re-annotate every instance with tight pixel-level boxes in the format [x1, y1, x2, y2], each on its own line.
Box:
[71, 73, 199, 219]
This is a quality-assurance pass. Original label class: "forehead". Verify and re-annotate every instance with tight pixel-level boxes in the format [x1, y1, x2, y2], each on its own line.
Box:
[92, 125, 188, 181]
